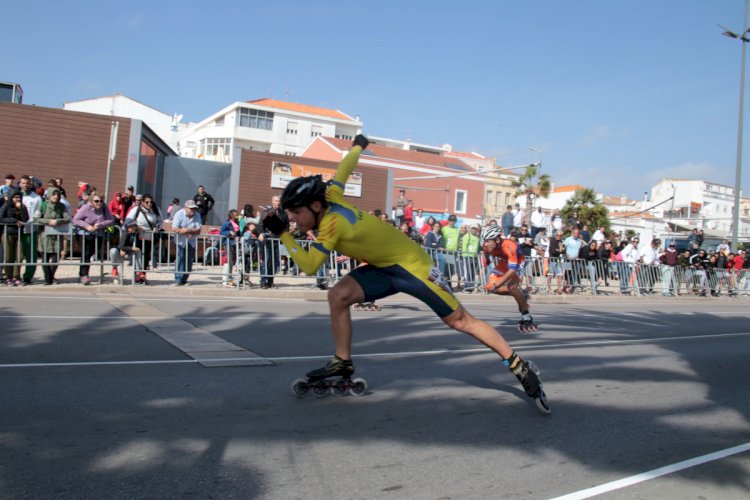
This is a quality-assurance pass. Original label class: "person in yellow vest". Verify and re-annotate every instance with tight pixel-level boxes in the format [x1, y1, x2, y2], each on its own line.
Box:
[441, 214, 460, 285]
[262, 135, 550, 413]
[459, 223, 481, 292]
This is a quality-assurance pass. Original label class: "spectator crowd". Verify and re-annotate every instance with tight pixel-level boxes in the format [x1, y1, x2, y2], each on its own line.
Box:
[1, 174, 749, 297]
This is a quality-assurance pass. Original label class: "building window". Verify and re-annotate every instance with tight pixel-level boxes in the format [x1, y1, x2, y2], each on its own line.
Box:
[311, 125, 323, 137]
[215, 116, 225, 127]
[286, 121, 298, 135]
[236, 108, 274, 130]
[505, 192, 511, 206]
[335, 132, 353, 140]
[455, 190, 468, 214]
[200, 138, 231, 160]
[495, 192, 503, 209]
[486, 191, 493, 203]
[285, 151, 297, 156]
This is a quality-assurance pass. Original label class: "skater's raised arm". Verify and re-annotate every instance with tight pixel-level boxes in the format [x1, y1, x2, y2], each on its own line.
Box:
[331, 134, 369, 191]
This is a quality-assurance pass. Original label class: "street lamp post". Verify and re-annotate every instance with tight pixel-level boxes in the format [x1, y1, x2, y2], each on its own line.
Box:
[720, 0, 750, 250]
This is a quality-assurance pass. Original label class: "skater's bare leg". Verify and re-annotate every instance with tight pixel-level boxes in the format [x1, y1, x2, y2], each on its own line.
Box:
[441, 306, 515, 362]
[489, 280, 529, 314]
[328, 275, 366, 360]
[506, 280, 529, 313]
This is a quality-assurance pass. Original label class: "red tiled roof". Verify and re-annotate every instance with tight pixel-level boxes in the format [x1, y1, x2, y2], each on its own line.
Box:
[602, 195, 636, 205]
[246, 98, 353, 121]
[553, 184, 585, 193]
[610, 211, 655, 219]
[446, 151, 485, 159]
[323, 137, 479, 173]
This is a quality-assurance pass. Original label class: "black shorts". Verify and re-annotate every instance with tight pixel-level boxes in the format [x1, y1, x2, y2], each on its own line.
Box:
[348, 264, 459, 318]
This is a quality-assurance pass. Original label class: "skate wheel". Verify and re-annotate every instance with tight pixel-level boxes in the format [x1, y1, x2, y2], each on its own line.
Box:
[291, 379, 308, 397]
[330, 380, 348, 397]
[348, 378, 368, 397]
[535, 390, 551, 415]
[517, 325, 524, 333]
[312, 382, 328, 398]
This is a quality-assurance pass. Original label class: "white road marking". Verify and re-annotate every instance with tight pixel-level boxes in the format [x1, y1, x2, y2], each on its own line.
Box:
[1, 331, 749, 369]
[551, 442, 750, 500]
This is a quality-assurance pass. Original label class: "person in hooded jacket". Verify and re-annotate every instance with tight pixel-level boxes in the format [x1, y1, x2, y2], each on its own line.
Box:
[0, 189, 28, 284]
[34, 189, 70, 285]
[108, 192, 127, 224]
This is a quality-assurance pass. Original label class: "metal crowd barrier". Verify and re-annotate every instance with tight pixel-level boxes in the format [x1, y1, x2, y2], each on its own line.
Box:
[1, 221, 748, 296]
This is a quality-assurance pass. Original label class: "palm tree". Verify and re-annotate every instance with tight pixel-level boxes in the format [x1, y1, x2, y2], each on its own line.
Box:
[561, 187, 610, 232]
[511, 163, 552, 226]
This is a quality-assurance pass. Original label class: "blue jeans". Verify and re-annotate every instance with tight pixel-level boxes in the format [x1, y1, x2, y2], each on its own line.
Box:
[618, 262, 633, 292]
[175, 245, 195, 284]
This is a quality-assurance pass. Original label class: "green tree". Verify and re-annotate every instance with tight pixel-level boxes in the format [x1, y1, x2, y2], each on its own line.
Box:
[511, 163, 552, 226]
[561, 187, 610, 233]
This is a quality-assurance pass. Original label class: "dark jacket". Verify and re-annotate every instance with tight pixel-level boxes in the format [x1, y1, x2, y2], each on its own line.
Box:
[115, 226, 139, 253]
[423, 230, 444, 250]
[660, 249, 679, 266]
[597, 246, 612, 261]
[220, 219, 241, 246]
[193, 192, 215, 217]
[548, 236, 563, 258]
[256, 207, 288, 236]
[0, 195, 29, 236]
[580, 245, 598, 261]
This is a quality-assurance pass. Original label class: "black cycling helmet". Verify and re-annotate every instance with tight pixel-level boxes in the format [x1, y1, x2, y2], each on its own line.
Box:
[281, 175, 327, 210]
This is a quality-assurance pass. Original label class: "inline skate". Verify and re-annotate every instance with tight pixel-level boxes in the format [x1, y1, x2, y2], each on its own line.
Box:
[352, 302, 380, 311]
[517, 314, 539, 333]
[508, 354, 550, 414]
[291, 356, 368, 397]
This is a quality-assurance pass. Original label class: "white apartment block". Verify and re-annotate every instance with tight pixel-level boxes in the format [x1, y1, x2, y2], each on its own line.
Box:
[177, 98, 362, 162]
[650, 179, 746, 236]
[64, 94, 184, 150]
[368, 136, 453, 155]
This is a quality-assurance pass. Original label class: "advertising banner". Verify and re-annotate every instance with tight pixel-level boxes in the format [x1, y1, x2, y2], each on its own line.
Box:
[271, 161, 362, 197]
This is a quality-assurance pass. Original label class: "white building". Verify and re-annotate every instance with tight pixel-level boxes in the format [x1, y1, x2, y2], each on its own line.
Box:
[650, 179, 748, 237]
[177, 98, 362, 162]
[515, 184, 600, 211]
[368, 136, 453, 155]
[64, 94, 185, 150]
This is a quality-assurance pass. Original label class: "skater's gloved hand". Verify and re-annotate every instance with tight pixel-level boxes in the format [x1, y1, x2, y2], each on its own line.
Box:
[352, 134, 369, 150]
[263, 212, 288, 236]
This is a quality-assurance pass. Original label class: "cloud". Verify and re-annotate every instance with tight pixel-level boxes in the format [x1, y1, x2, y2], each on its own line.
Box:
[553, 161, 725, 199]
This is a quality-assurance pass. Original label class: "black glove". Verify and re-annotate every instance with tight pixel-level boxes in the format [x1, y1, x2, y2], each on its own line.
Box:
[352, 134, 369, 150]
[263, 212, 288, 236]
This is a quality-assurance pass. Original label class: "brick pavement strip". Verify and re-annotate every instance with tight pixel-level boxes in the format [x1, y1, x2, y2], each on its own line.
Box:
[102, 297, 273, 367]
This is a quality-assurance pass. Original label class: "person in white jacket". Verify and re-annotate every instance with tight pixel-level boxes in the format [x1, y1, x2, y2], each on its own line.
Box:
[618, 237, 641, 294]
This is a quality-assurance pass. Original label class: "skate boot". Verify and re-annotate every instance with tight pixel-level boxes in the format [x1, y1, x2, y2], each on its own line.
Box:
[291, 356, 367, 397]
[506, 353, 550, 414]
[518, 314, 539, 333]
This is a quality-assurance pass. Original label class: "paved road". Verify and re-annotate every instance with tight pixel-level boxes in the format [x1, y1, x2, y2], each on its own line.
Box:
[1, 290, 749, 499]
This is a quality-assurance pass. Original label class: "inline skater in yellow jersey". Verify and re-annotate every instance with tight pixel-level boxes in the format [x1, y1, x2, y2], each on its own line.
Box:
[262, 135, 549, 413]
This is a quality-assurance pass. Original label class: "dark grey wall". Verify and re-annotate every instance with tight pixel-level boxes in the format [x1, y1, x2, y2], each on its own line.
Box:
[161, 157, 231, 226]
